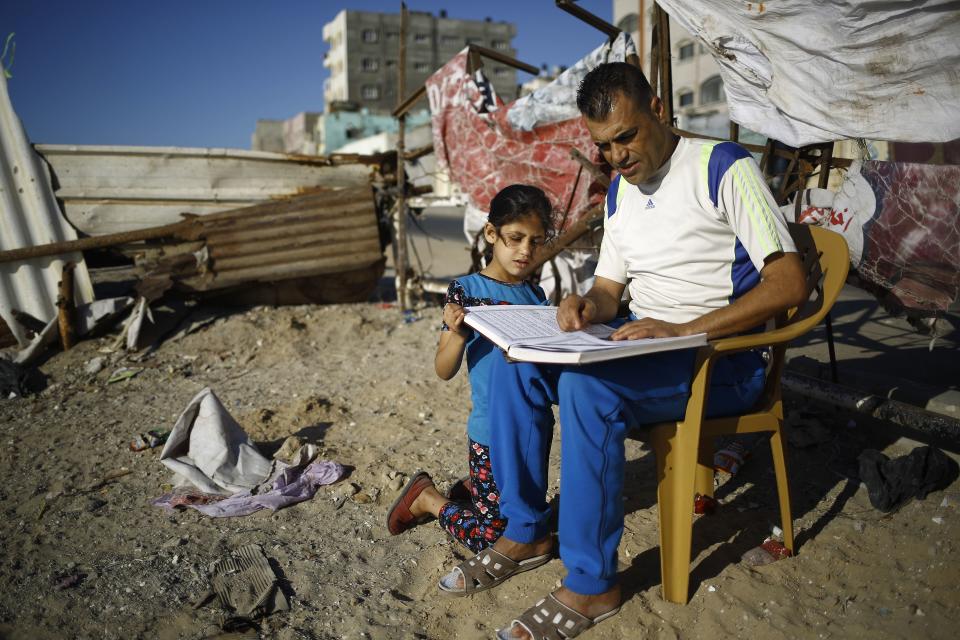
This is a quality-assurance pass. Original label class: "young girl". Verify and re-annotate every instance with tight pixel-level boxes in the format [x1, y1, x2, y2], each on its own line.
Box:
[386, 184, 553, 556]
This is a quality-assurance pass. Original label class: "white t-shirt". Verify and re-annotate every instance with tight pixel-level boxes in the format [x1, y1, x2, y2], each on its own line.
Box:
[595, 137, 796, 324]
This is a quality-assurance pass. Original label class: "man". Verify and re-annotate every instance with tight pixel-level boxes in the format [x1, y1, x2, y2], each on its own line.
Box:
[440, 62, 807, 639]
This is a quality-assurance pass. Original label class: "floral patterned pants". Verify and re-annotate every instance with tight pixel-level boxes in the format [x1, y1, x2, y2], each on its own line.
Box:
[438, 439, 507, 553]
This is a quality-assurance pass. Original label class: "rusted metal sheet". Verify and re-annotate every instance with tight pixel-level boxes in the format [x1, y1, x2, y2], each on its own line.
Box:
[35, 144, 382, 235]
[133, 186, 384, 296]
[0, 73, 94, 348]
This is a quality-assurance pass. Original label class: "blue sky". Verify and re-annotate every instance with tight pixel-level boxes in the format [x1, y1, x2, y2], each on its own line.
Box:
[1, 1, 613, 149]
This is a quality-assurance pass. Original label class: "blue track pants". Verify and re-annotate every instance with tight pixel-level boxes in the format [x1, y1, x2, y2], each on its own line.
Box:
[488, 347, 765, 595]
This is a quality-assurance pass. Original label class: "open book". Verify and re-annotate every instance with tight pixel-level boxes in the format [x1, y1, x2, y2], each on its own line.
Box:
[463, 305, 708, 365]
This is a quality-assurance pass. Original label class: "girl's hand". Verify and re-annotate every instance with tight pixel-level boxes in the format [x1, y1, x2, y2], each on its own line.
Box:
[443, 303, 470, 337]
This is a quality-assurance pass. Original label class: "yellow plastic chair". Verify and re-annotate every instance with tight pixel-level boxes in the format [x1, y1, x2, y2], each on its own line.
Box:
[647, 223, 849, 604]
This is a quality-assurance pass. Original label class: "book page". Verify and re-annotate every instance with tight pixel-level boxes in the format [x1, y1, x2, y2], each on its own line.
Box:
[464, 305, 616, 347]
[464, 306, 563, 341]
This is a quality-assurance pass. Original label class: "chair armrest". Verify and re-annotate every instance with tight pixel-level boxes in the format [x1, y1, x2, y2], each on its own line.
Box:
[709, 323, 808, 355]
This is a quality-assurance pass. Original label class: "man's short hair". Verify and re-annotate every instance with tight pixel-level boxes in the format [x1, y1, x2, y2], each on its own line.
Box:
[576, 62, 654, 121]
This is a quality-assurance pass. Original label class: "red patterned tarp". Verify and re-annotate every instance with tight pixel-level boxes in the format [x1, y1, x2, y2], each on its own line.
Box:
[425, 51, 605, 231]
[858, 161, 960, 312]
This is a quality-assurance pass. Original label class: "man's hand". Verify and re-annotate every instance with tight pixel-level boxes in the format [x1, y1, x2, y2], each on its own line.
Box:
[611, 318, 688, 340]
[443, 303, 469, 337]
[557, 294, 597, 331]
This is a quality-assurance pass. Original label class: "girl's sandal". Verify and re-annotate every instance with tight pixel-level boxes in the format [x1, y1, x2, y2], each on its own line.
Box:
[437, 547, 552, 596]
[495, 593, 620, 640]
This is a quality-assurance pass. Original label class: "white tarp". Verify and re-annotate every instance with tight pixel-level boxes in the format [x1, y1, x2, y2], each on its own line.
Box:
[658, 0, 960, 147]
[506, 32, 638, 131]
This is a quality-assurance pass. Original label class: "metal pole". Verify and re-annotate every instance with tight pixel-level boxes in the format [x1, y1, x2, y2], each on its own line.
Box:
[396, 2, 409, 310]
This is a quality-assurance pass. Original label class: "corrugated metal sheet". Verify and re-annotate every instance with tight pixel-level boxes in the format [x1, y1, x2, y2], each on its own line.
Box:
[36, 144, 378, 235]
[0, 73, 94, 348]
[133, 186, 384, 294]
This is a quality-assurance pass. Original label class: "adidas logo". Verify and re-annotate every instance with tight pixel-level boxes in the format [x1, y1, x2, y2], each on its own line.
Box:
[645, 198, 656, 210]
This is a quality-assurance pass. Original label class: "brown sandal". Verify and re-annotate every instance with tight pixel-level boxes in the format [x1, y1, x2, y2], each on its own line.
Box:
[496, 593, 620, 640]
[437, 546, 552, 596]
[386, 472, 434, 535]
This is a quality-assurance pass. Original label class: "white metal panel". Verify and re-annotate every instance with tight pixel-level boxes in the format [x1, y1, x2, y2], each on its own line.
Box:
[37, 145, 375, 235]
[0, 73, 94, 348]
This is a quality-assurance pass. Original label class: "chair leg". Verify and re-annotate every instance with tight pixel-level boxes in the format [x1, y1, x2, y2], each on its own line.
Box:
[653, 425, 698, 604]
[696, 438, 715, 499]
[769, 426, 795, 552]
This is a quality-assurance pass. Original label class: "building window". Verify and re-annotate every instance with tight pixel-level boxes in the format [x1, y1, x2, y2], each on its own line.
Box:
[362, 85, 380, 100]
[678, 42, 695, 60]
[678, 90, 694, 107]
[466, 37, 482, 45]
[491, 39, 508, 50]
[700, 75, 724, 104]
[441, 34, 460, 46]
[362, 58, 379, 72]
[414, 62, 430, 73]
[414, 32, 429, 43]
[385, 59, 397, 68]
[494, 67, 510, 76]
[617, 13, 639, 33]
[386, 31, 399, 40]
[362, 29, 378, 43]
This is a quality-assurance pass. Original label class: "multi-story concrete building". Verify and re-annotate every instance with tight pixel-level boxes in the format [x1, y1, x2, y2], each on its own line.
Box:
[612, 1, 730, 139]
[322, 9, 519, 114]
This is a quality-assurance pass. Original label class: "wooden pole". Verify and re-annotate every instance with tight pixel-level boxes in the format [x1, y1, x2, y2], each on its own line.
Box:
[656, 4, 674, 125]
[639, 0, 646, 74]
[396, 2, 410, 310]
[0, 218, 199, 265]
[57, 261, 76, 351]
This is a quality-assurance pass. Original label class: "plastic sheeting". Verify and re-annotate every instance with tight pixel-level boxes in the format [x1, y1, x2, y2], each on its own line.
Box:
[790, 160, 960, 312]
[657, 0, 960, 147]
[426, 37, 637, 231]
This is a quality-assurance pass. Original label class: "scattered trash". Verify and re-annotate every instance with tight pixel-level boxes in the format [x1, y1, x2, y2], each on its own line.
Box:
[852, 520, 866, 533]
[85, 498, 107, 513]
[129, 429, 170, 452]
[107, 367, 143, 384]
[0, 358, 45, 398]
[84, 356, 105, 376]
[741, 537, 793, 566]
[159, 387, 274, 494]
[857, 446, 960, 512]
[402, 310, 420, 324]
[707, 585, 717, 592]
[199, 544, 289, 629]
[932, 516, 944, 525]
[54, 572, 86, 590]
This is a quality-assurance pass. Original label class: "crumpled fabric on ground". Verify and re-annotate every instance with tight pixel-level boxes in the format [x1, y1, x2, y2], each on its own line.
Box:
[159, 387, 274, 495]
[858, 446, 959, 513]
[152, 459, 345, 517]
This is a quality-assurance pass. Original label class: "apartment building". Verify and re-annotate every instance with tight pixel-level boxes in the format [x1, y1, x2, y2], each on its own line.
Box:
[322, 9, 519, 114]
[612, 0, 729, 138]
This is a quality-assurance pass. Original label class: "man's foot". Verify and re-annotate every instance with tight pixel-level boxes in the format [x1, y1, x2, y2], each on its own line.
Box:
[438, 535, 553, 592]
[496, 585, 621, 639]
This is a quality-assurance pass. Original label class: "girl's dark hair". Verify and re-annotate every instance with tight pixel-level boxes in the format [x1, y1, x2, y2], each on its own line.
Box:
[488, 184, 554, 235]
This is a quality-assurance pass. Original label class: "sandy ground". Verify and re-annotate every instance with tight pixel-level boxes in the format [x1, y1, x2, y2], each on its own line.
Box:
[1, 298, 958, 640]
